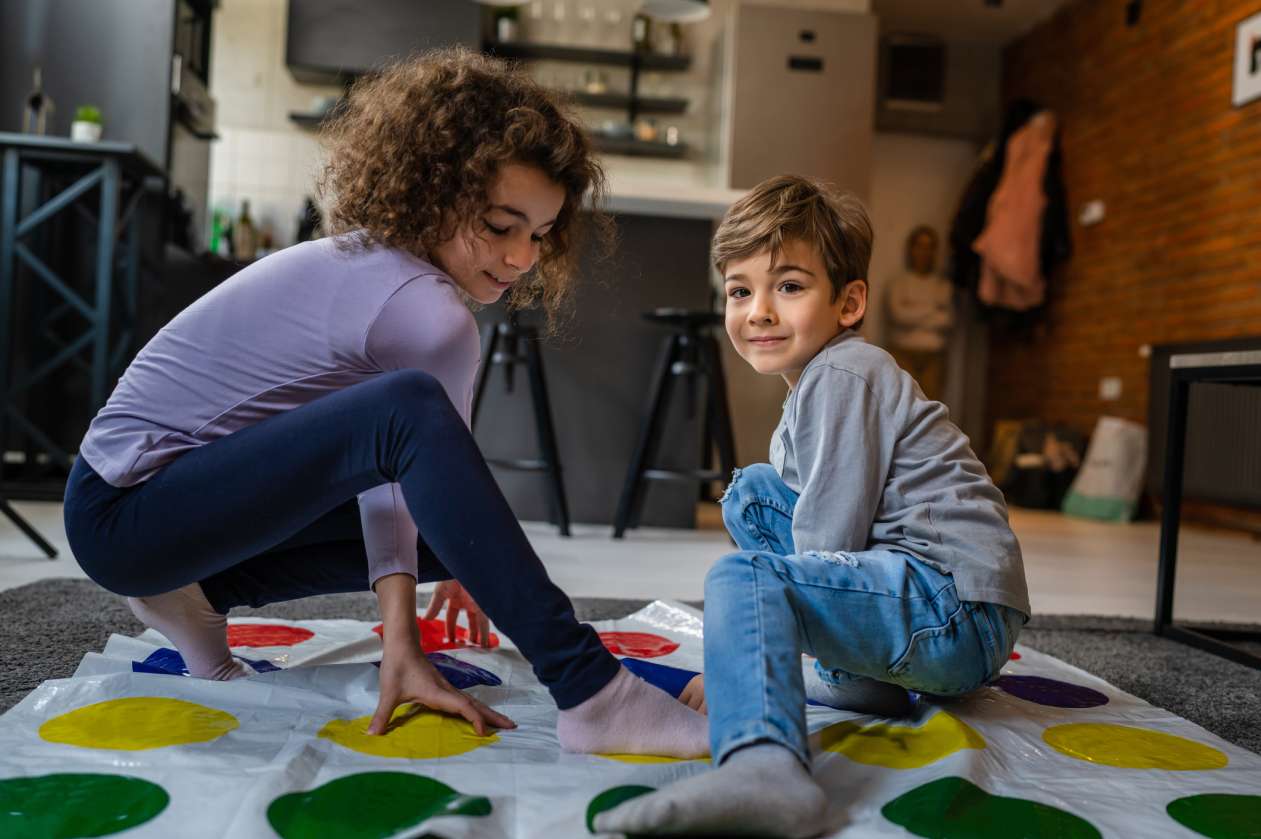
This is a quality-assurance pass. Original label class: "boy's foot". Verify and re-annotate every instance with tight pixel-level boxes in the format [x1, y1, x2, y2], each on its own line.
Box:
[595, 743, 828, 837]
[556, 666, 709, 758]
[127, 583, 247, 681]
[806, 667, 912, 717]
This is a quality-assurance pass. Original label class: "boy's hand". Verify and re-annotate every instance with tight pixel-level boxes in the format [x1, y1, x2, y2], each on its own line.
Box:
[680, 674, 707, 714]
[369, 646, 516, 736]
[423, 579, 492, 647]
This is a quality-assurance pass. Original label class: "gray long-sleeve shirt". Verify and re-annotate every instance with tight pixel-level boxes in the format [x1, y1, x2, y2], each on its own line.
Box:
[78, 235, 480, 587]
[770, 332, 1030, 615]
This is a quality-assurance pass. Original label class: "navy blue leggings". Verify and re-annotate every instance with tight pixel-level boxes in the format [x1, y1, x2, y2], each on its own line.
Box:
[63, 370, 619, 708]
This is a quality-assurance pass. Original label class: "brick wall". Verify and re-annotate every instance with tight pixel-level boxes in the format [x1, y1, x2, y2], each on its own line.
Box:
[988, 0, 1261, 440]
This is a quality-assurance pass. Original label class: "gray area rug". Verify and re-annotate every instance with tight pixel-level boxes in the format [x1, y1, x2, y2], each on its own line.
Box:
[2, 579, 1258, 755]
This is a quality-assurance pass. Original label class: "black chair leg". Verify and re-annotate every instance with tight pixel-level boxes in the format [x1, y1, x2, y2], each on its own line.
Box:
[525, 336, 571, 537]
[471, 324, 499, 428]
[613, 335, 680, 538]
[0, 497, 58, 558]
[701, 335, 738, 478]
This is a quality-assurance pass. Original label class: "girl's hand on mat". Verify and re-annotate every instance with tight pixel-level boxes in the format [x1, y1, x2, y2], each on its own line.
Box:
[680, 674, 707, 714]
[423, 579, 492, 647]
[369, 649, 517, 736]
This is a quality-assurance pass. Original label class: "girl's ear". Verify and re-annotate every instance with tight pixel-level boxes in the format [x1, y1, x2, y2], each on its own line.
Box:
[838, 279, 867, 328]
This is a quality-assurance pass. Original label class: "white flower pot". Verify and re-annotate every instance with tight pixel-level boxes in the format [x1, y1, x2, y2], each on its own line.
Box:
[70, 121, 102, 142]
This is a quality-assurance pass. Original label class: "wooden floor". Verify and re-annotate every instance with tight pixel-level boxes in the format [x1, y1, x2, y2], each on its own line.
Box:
[1, 501, 1257, 623]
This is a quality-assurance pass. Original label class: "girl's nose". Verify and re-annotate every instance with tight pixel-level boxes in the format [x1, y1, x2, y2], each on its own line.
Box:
[505, 237, 537, 273]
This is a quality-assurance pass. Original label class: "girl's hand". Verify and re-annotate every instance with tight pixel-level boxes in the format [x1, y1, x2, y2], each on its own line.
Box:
[423, 579, 492, 647]
[369, 647, 516, 736]
[680, 674, 707, 714]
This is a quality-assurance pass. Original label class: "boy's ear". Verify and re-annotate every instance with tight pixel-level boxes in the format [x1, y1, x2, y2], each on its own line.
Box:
[838, 279, 867, 328]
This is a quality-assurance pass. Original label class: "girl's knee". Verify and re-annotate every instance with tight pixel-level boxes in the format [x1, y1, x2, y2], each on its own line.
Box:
[378, 369, 444, 403]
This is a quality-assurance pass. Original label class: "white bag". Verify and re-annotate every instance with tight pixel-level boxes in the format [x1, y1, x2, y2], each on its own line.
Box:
[1062, 416, 1148, 522]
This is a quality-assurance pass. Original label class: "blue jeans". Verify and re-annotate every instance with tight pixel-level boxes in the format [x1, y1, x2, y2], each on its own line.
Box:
[63, 370, 620, 709]
[705, 463, 1023, 765]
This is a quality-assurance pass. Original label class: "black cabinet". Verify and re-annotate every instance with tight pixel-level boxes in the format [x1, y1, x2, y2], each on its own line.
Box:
[286, 0, 481, 85]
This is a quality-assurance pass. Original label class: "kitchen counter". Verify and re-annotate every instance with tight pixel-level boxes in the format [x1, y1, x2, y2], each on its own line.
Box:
[599, 157, 746, 220]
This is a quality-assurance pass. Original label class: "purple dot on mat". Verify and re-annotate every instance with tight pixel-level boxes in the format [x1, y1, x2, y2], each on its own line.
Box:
[995, 675, 1108, 708]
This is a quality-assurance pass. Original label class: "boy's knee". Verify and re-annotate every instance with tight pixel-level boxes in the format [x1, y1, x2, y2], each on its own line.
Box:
[718, 463, 777, 508]
[704, 550, 764, 592]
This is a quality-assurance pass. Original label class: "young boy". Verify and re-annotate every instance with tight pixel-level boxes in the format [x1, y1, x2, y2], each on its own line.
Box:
[597, 175, 1030, 838]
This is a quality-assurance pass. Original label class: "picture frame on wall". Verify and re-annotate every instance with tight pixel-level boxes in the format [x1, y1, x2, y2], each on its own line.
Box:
[1233, 10, 1261, 107]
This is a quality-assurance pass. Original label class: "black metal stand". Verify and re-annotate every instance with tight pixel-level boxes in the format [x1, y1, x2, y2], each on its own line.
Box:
[0, 133, 159, 557]
[613, 308, 736, 538]
[1153, 350, 1261, 670]
[472, 314, 571, 537]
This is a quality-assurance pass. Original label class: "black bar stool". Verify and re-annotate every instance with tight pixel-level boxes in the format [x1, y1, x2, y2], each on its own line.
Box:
[613, 308, 737, 538]
[471, 313, 571, 537]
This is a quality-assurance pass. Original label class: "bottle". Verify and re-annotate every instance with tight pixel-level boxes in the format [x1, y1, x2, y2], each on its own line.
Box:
[23, 67, 55, 135]
[232, 200, 257, 262]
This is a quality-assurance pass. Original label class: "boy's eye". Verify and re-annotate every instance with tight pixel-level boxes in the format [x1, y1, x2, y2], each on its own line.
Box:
[779, 281, 803, 293]
[727, 287, 750, 299]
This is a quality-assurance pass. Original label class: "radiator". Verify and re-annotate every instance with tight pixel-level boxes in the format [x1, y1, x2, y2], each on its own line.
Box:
[1147, 338, 1261, 509]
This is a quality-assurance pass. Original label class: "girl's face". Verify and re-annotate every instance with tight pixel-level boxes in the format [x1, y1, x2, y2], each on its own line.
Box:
[432, 163, 566, 304]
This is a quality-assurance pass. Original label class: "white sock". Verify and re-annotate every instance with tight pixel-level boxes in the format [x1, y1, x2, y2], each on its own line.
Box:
[127, 583, 246, 680]
[595, 743, 828, 837]
[556, 666, 709, 758]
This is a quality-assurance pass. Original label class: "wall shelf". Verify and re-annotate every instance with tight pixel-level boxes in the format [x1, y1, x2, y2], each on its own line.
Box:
[568, 91, 688, 115]
[592, 135, 689, 159]
[484, 40, 691, 71]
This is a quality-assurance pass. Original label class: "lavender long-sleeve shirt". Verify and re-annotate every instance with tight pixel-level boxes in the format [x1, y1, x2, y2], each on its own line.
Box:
[78, 235, 480, 586]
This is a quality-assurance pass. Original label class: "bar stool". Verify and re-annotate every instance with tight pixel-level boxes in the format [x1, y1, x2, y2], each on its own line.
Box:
[471, 312, 571, 536]
[613, 308, 737, 538]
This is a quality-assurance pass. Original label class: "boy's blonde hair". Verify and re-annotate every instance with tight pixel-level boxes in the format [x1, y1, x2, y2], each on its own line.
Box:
[712, 174, 874, 307]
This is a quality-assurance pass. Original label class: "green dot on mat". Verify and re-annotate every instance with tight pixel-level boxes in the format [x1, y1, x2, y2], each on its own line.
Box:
[587, 785, 656, 834]
[267, 771, 490, 839]
[882, 776, 1101, 839]
[0, 773, 169, 838]
[1168, 794, 1261, 839]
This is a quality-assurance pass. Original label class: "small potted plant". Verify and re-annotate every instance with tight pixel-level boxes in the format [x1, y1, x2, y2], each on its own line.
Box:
[70, 105, 102, 142]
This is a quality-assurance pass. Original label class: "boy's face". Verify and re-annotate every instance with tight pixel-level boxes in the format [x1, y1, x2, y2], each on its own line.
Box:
[723, 239, 867, 388]
[432, 163, 564, 304]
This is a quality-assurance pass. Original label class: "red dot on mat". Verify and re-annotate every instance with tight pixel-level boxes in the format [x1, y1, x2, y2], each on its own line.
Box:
[1010, 651, 1022, 660]
[371, 618, 500, 652]
[599, 632, 679, 658]
[227, 624, 314, 647]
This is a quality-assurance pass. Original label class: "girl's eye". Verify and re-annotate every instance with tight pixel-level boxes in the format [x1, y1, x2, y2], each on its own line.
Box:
[531, 234, 544, 243]
[727, 287, 750, 299]
[483, 221, 508, 236]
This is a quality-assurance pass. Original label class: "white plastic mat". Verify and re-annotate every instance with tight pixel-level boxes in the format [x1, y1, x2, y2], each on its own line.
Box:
[1, 600, 1258, 838]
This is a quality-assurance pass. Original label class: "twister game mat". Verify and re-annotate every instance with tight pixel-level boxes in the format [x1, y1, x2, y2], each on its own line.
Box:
[1, 601, 1258, 838]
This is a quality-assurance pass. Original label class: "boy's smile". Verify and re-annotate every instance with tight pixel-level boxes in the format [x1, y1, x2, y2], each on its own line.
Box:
[723, 239, 867, 387]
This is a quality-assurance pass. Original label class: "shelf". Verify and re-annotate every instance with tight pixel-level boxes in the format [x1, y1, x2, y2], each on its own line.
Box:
[567, 91, 688, 114]
[484, 40, 691, 71]
[591, 135, 689, 159]
[288, 112, 329, 130]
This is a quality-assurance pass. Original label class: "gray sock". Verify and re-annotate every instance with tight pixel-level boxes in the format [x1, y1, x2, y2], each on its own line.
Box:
[594, 743, 828, 837]
[805, 666, 912, 717]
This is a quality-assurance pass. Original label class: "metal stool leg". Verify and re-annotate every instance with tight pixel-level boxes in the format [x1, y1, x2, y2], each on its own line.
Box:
[700, 335, 738, 478]
[0, 496, 57, 558]
[524, 336, 570, 537]
[613, 334, 680, 538]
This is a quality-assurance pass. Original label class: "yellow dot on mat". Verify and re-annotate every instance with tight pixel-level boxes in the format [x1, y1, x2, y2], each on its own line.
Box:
[1043, 723, 1228, 770]
[39, 697, 238, 751]
[819, 711, 986, 769]
[597, 753, 696, 764]
[318, 705, 498, 759]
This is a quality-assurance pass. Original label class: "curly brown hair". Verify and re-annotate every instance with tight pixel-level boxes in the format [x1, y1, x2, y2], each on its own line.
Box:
[319, 47, 609, 326]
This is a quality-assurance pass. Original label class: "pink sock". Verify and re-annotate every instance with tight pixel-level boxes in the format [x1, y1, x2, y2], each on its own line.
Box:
[557, 666, 709, 758]
[127, 583, 246, 680]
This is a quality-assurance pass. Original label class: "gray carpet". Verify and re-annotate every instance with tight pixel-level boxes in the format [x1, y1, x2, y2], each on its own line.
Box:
[2, 579, 1258, 755]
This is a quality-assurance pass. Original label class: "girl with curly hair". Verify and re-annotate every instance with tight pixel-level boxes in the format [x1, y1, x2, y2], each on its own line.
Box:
[62, 48, 708, 757]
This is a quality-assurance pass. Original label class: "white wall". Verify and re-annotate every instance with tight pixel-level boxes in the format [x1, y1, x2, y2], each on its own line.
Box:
[208, 0, 341, 248]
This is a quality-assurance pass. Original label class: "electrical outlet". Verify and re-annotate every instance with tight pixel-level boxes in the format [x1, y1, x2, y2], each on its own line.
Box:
[1099, 376, 1123, 400]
